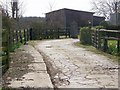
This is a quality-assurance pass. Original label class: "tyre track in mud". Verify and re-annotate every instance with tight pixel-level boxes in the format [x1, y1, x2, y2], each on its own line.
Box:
[34, 39, 118, 89]
[34, 47, 69, 90]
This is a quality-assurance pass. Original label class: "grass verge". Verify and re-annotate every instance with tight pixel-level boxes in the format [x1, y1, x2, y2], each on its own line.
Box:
[9, 42, 22, 52]
[74, 42, 120, 64]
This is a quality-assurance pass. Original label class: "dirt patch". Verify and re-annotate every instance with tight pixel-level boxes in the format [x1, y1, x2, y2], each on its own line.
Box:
[2, 46, 34, 87]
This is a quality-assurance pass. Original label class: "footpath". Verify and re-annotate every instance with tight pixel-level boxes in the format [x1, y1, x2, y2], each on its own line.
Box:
[2, 44, 53, 89]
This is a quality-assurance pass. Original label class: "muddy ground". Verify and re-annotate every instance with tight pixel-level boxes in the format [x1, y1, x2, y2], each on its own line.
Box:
[35, 39, 118, 88]
[2, 39, 119, 89]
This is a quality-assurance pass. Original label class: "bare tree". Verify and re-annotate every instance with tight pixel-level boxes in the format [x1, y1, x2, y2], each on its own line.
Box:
[1, 0, 26, 30]
[0, 0, 10, 17]
[46, 0, 58, 29]
[91, 0, 120, 19]
[0, 0, 25, 19]
[48, 0, 56, 12]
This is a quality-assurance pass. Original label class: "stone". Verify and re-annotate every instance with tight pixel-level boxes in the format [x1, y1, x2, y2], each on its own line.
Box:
[9, 72, 53, 88]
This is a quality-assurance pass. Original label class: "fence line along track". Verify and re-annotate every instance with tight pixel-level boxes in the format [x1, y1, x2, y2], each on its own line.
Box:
[1, 29, 31, 74]
[91, 29, 120, 54]
[1, 27, 71, 75]
[31, 28, 71, 40]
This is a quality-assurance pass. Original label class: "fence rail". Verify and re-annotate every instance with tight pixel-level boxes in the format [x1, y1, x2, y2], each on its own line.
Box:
[9, 29, 31, 45]
[91, 29, 120, 53]
[31, 28, 71, 40]
[1, 27, 77, 74]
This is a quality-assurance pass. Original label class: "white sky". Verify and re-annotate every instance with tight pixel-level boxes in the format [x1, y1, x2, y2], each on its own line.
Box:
[1, 0, 93, 17]
[23, 0, 92, 17]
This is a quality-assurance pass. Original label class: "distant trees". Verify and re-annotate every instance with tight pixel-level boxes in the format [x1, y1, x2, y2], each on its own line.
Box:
[0, 0, 25, 19]
[1, 4, 12, 29]
[91, 0, 120, 19]
[19, 17, 46, 29]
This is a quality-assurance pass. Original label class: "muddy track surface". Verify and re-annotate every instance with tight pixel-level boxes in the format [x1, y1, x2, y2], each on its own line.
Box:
[34, 39, 119, 89]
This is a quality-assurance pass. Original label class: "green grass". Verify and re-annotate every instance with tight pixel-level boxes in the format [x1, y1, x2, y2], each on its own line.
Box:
[108, 40, 117, 45]
[28, 40, 38, 47]
[107, 40, 119, 55]
[9, 42, 22, 52]
[74, 42, 120, 64]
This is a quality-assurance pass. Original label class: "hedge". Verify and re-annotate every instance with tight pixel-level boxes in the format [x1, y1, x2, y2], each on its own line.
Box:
[80, 27, 92, 45]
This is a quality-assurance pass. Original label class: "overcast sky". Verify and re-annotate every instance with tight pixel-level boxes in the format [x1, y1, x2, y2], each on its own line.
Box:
[23, 0, 92, 17]
[2, 0, 93, 17]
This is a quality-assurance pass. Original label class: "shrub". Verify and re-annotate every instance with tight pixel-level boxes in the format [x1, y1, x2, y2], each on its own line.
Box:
[106, 25, 120, 30]
[31, 22, 46, 40]
[99, 21, 111, 29]
[80, 27, 92, 45]
[9, 42, 22, 52]
[107, 40, 118, 55]
[95, 26, 104, 29]
[100, 21, 120, 30]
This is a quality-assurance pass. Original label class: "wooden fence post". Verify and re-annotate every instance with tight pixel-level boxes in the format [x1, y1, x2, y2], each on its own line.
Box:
[118, 40, 120, 53]
[16, 30, 19, 43]
[97, 30, 101, 49]
[2, 29, 9, 74]
[6, 29, 9, 70]
[95, 30, 97, 48]
[103, 38, 108, 52]
[26, 29, 29, 41]
[46, 30, 49, 39]
[50, 29, 52, 39]
[57, 29, 59, 39]
[9, 29, 12, 46]
[67, 27, 70, 38]
[30, 28, 33, 40]
[98, 30, 101, 49]
[12, 30, 15, 44]
[65, 28, 67, 38]
[24, 29, 27, 45]
[19, 30, 23, 43]
[117, 32, 120, 53]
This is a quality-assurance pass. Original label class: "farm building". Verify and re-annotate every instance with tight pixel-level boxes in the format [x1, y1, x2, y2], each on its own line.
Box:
[93, 16, 105, 26]
[46, 8, 105, 29]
